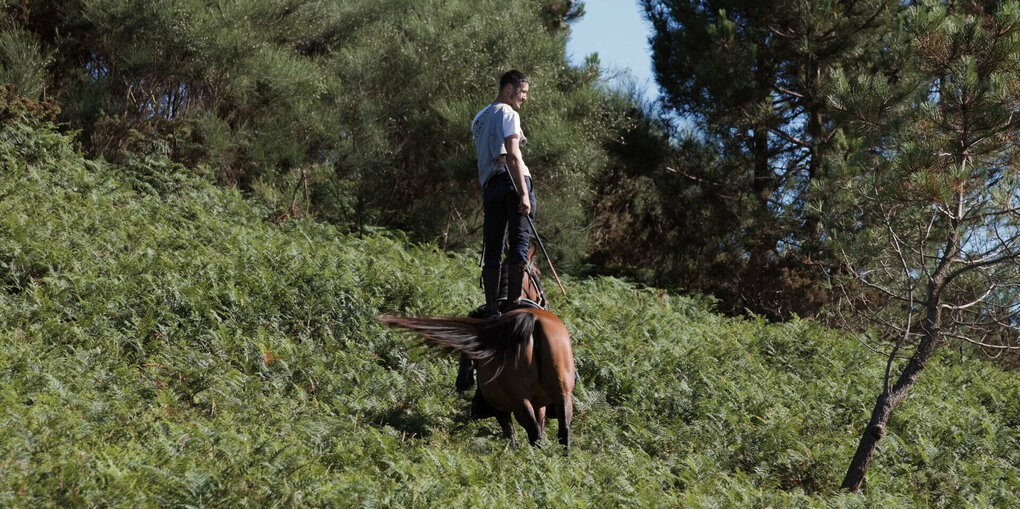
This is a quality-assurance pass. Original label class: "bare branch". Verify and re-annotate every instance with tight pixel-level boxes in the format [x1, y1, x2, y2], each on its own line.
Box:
[944, 250, 1020, 285]
[946, 332, 1020, 350]
[941, 285, 996, 311]
[773, 84, 805, 100]
[769, 127, 811, 148]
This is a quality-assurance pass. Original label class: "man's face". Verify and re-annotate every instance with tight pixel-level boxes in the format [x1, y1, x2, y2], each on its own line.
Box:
[510, 82, 529, 110]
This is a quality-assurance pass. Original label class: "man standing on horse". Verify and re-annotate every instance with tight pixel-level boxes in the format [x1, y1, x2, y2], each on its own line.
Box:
[471, 70, 535, 318]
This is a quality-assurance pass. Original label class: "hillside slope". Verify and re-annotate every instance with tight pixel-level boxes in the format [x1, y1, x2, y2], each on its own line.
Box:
[2, 119, 1019, 506]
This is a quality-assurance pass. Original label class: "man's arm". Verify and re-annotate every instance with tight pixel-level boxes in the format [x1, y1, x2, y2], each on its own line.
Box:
[504, 134, 531, 215]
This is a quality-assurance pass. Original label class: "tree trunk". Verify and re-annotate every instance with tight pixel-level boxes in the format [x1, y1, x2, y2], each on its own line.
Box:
[840, 332, 940, 492]
[843, 187, 964, 492]
[841, 390, 893, 491]
[752, 126, 772, 203]
[843, 225, 959, 490]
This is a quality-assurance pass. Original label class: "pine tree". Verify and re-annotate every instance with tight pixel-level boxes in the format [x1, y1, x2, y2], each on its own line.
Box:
[826, 0, 1020, 491]
[642, 0, 905, 317]
[0, 28, 49, 101]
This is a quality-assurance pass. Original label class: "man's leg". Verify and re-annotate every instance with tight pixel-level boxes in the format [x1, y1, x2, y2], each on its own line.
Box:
[503, 177, 532, 309]
[482, 175, 511, 316]
[504, 260, 526, 309]
[459, 175, 512, 392]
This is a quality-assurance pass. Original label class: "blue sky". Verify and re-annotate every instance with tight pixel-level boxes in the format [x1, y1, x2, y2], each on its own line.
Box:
[566, 0, 658, 104]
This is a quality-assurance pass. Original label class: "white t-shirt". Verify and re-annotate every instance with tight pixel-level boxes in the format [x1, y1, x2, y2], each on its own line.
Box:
[472, 102, 529, 187]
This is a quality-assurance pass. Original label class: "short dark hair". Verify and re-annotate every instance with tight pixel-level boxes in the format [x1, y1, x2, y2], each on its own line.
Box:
[499, 70, 529, 91]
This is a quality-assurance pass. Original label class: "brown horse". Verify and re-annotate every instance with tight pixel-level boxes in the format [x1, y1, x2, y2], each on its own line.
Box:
[378, 308, 575, 451]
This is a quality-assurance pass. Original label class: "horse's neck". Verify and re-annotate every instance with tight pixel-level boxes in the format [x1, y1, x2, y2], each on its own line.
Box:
[523, 265, 548, 309]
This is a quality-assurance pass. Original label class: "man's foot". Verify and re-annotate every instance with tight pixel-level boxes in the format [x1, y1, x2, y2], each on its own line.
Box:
[468, 303, 488, 318]
[469, 301, 504, 318]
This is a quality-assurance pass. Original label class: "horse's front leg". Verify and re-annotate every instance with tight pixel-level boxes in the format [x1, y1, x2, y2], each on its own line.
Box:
[455, 353, 474, 392]
[495, 411, 516, 448]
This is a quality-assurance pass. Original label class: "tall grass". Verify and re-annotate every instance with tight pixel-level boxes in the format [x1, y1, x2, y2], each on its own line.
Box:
[1, 118, 1019, 506]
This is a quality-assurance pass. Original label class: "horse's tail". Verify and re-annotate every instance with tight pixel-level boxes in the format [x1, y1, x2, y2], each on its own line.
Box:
[378, 312, 537, 379]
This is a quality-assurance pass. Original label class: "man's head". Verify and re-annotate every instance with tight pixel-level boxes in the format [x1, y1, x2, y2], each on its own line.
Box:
[498, 70, 530, 110]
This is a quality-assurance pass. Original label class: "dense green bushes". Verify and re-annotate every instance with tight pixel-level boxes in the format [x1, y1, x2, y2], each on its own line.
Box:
[2, 111, 1020, 506]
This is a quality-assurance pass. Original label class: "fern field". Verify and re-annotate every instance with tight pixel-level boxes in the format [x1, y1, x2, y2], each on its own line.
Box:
[2, 119, 1020, 507]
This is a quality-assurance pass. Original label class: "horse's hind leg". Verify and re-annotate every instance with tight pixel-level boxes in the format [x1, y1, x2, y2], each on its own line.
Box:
[470, 390, 496, 420]
[555, 396, 573, 453]
[495, 411, 516, 448]
[512, 400, 542, 447]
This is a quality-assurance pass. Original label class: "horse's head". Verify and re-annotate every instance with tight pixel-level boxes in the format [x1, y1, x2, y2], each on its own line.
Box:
[521, 245, 548, 309]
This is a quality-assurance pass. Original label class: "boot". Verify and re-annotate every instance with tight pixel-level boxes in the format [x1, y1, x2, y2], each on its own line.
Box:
[481, 266, 502, 318]
[461, 267, 500, 392]
[498, 261, 510, 302]
[503, 262, 525, 312]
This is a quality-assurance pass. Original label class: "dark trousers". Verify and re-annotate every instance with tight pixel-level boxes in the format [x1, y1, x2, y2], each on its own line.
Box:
[482, 171, 535, 270]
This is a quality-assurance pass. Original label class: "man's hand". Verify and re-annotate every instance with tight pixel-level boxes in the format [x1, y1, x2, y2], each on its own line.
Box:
[519, 193, 531, 215]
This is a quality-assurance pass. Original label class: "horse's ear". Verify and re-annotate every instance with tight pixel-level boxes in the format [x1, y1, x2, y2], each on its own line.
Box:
[528, 244, 537, 262]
